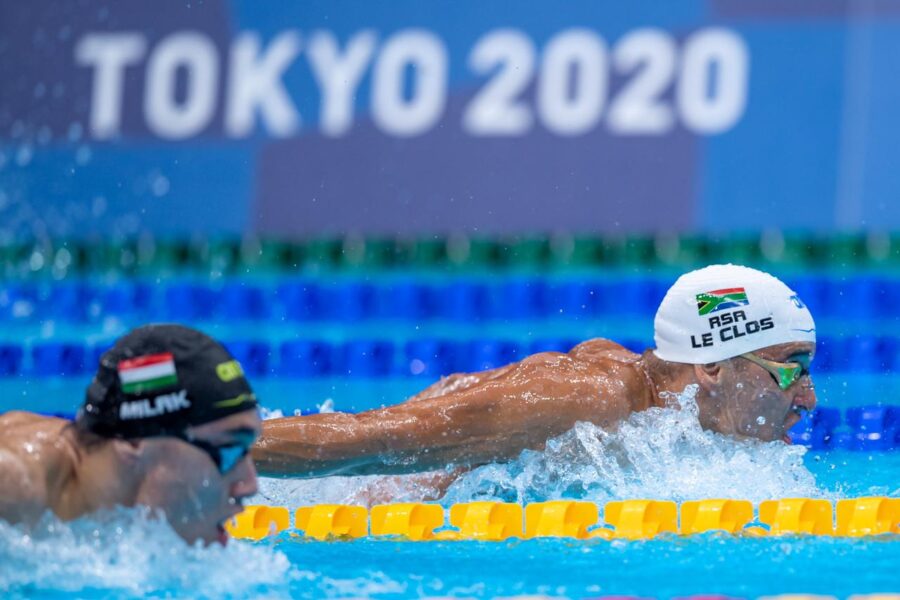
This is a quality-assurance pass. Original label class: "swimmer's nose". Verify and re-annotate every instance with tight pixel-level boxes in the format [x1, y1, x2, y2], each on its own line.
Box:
[792, 377, 817, 413]
[230, 456, 258, 498]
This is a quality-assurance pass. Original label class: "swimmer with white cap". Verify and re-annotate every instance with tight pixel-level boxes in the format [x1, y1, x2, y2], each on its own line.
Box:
[255, 265, 817, 484]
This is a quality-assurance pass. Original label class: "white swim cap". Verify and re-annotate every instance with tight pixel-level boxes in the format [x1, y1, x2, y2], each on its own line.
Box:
[653, 264, 816, 364]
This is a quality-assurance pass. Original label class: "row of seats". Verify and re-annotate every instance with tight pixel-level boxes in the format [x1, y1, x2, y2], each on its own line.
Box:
[227, 498, 900, 541]
[0, 279, 664, 321]
[3, 276, 900, 322]
[4, 233, 898, 276]
[0, 338, 592, 378]
[6, 337, 900, 379]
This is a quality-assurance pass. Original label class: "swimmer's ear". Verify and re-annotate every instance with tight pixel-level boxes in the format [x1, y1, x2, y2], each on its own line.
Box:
[693, 362, 723, 391]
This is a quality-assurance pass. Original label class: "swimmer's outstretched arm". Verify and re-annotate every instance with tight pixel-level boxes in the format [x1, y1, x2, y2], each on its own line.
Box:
[252, 351, 635, 478]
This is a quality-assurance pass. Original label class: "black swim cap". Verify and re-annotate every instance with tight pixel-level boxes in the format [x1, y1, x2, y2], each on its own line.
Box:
[79, 324, 258, 438]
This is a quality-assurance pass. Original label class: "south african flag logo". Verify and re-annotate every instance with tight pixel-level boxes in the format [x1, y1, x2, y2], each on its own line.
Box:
[696, 287, 749, 316]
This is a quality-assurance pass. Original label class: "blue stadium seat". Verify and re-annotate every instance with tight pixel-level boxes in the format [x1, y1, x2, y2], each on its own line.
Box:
[326, 283, 377, 321]
[842, 335, 884, 372]
[0, 284, 38, 321]
[341, 339, 395, 377]
[98, 283, 139, 316]
[787, 276, 827, 318]
[490, 278, 546, 319]
[88, 342, 115, 371]
[278, 340, 335, 377]
[546, 281, 601, 318]
[31, 342, 87, 376]
[437, 282, 490, 320]
[873, 278, 900, 320]
[377, 280, 435, 319]
[48, 283, 94, 321]
[822, 276, 878, 321]
[0, 344, 24, 376]
[219, 283, 270, 320]
[813, 336, 845, 373]
[846, 405, 898, 451]
[403, 339, 458, 377]
[828, 429, 856, 451]
[610, 279, 658, 318]
[466, 339, 520, 371]
[276, 281, 324, 321]
[164, 283, 217, 320]
[224, 340, 271, 377]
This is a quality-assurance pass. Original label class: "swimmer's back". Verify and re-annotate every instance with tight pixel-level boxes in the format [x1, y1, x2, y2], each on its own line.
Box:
[0, 412, 73, 523]
[568, 337, 642, 364]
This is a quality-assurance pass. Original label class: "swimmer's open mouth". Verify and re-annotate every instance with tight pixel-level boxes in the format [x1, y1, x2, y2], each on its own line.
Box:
[216, 505, 244, 545]
[782, 404, 807, 444]
[216, 523, 228, 545]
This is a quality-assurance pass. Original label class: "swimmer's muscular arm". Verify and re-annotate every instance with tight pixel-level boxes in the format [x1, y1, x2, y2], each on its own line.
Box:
[253, 340, 643, 478]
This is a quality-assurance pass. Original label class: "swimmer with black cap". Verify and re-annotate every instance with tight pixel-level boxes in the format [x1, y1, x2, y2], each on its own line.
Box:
[255, 265, 818, 484]
[0, 324, 261, 546]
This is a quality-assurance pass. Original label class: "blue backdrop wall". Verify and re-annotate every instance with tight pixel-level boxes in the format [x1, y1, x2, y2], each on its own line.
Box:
[1, 0, 899, 238]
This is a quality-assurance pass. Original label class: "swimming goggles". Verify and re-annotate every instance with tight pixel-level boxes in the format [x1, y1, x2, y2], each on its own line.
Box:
[739, 352, 812, 390]
[173, 430, 255, 475]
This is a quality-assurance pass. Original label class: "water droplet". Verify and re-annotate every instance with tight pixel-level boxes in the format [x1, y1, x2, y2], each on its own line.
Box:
[756, 416, 766, 425]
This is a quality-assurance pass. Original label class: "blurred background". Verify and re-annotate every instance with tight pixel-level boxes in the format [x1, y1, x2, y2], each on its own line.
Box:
[1, 0, 899, 448]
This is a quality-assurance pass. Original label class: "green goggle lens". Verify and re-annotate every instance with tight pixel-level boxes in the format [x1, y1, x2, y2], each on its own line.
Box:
[741, 352, 812, 391]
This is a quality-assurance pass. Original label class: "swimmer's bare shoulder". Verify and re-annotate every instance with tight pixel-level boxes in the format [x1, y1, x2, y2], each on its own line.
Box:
[253, 337, 653, 478]
[0, 412, 72, 524]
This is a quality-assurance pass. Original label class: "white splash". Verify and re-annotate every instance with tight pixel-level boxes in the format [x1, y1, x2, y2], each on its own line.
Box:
[0, 507, 294, 598]
[443, 385, 820, 504]
[257, 385, 824, 507]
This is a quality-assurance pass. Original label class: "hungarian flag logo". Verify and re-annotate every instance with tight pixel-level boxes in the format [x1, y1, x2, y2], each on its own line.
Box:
[118, 353, 178, 395]
[696, 287, 749, 316]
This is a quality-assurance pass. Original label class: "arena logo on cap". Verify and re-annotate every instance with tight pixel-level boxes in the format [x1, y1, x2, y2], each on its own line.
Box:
[118, 353, 178, 395]
[696, 287, 749, 316]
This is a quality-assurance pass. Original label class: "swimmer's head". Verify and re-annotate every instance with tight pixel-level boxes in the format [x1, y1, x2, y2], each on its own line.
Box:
[80, 324, 258, 438]
[653, 264, 816, 364]
[651, 265, 817, 443]
[76, 324, 261, 545]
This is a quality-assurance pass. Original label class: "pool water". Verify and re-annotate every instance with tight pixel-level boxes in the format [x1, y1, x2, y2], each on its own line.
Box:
[1, 273, 899, 598]
[2, 384, 898, 599]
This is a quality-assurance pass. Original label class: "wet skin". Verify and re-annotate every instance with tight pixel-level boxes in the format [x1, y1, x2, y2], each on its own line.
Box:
[253, 339, 817, 478]
[694, 341, 816, 443]
[0, 409, 261, 546]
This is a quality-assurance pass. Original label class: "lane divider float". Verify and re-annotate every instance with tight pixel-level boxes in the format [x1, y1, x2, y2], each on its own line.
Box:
[226, 497, 900, 541]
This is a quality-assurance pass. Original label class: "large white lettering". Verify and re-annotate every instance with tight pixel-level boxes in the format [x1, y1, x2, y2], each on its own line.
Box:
[225, 31, 301, 137]
[73, 27, 749, 140]
[371, 29, 447, 137]
[145, 32, 219, 139]
[75, 33, 147, 139]
[307, 30, 377, 137]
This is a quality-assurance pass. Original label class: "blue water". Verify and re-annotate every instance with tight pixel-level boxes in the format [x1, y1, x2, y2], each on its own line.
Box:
[1, 305, 899, 597]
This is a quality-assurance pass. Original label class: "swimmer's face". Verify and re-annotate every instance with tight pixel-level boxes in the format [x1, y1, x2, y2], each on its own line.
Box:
[136, 409, 261, 546]
[695, 341, 817, 443]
